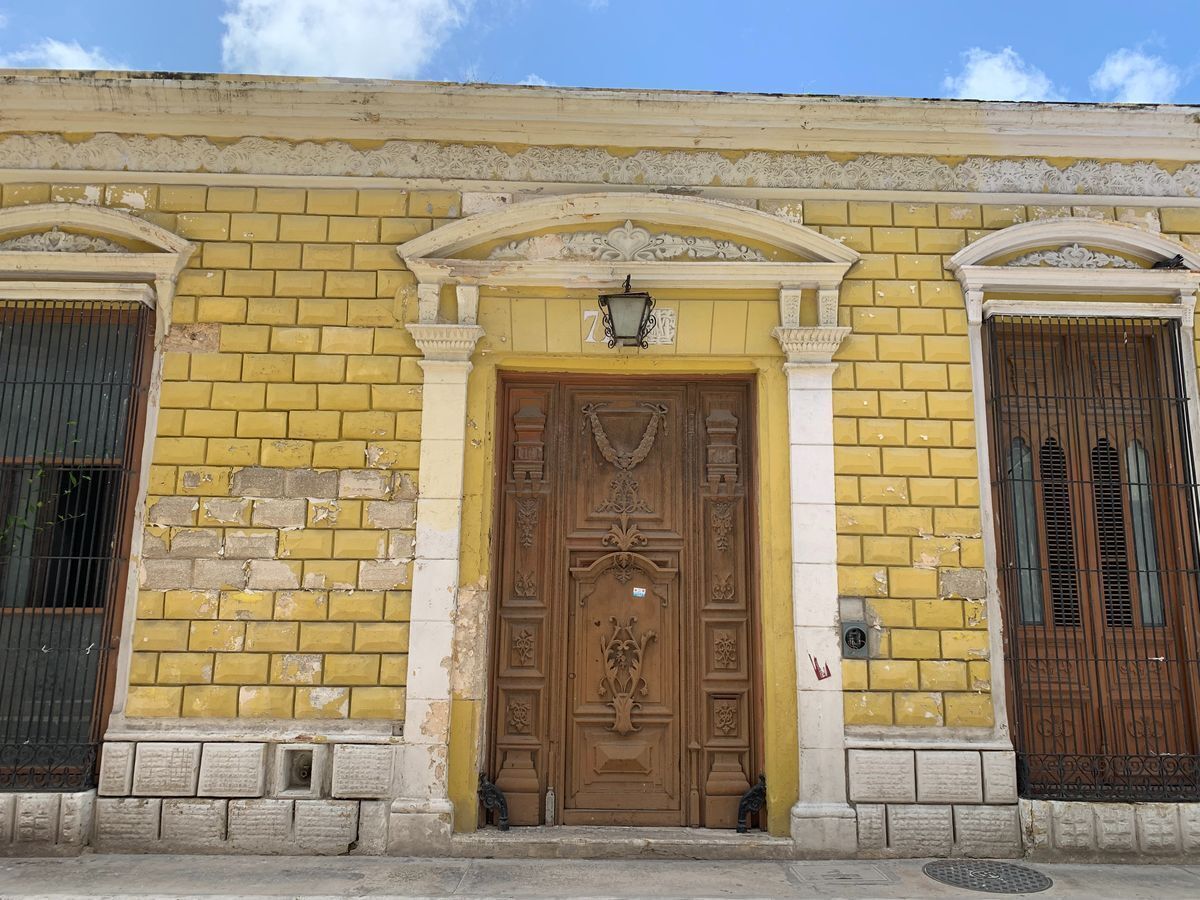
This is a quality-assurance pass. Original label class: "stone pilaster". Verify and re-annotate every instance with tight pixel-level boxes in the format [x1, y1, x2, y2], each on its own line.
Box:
[389, 321, 483, 854]
[775, 293, 857, 854]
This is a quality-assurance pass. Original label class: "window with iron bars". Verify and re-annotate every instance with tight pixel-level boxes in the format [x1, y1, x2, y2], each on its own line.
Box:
[987, 314, 1200, 802]
[0, 299, 152, 790]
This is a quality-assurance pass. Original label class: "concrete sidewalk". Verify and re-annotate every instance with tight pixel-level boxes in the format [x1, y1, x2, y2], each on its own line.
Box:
[4, 855, 1200, 899]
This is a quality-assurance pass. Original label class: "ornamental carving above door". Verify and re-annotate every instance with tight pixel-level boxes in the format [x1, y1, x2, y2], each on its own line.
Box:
[488, 376, 761, 828]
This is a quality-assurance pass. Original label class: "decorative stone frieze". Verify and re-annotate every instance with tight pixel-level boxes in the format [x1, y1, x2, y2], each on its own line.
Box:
[5, 132, 1200, 198]
[488, 221, 769, 262]
[0, 227, 128, 252]
[1006, 243, 1141, 268]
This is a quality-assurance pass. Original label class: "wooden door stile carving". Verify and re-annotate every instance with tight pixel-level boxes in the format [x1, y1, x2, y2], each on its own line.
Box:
[487, 375, 761, 828]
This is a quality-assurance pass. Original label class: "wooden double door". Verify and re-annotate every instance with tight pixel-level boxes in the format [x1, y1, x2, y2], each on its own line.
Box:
[987, 316, 1200, 799]
[488, 375, 761, 827]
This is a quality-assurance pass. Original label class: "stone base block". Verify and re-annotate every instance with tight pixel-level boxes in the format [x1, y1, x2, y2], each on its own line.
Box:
[1023, 799, 1200, 859]
[388, 800, 453, 856]
[789, 803, 858, 858]
[0, 791, 94, 857]
[953, 804, 1021, 858]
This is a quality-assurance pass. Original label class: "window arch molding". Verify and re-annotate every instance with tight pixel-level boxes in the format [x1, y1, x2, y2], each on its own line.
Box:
[0, 202, 195, 335]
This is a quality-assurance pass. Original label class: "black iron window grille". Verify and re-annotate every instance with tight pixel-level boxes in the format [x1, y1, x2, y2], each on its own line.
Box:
[987, 315, 1200, 802]
[0, 299, 152, 790]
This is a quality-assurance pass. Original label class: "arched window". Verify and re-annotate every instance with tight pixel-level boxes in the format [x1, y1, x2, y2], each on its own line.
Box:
[1008, 437, 1044, 624]
[1126, 439, 1165, 626]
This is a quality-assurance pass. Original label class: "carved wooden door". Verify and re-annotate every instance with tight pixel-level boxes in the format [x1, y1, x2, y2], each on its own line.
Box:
[489, 376, 760, 827]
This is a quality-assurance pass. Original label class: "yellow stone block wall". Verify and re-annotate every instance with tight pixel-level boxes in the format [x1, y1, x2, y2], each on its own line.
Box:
[5, 180, 1199, 733]
[0, 183, 464, 721]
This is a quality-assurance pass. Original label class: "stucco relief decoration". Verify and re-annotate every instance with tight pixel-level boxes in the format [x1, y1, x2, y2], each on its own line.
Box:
[0, 227, 128, 253]
[1006, 243, 1142, 269]
[488, 221, 767, 262]
[8, 133, 1200, 197]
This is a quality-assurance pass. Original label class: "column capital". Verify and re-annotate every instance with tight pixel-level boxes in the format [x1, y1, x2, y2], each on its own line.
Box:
[407, 323, 484, 362]
[773, 325, 851, 365]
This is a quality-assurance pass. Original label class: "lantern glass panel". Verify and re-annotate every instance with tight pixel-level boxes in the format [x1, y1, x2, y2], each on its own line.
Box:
[606, 293, 649, 344]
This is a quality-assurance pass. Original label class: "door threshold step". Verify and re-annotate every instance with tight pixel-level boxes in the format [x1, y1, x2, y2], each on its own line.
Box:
[448, 825, 796, 859]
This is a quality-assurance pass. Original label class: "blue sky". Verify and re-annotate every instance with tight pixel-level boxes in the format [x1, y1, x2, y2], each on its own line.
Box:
[0, 1, 1197, 103]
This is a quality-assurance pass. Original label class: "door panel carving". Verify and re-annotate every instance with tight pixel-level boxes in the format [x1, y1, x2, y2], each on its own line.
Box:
[489, 377, 760, 827]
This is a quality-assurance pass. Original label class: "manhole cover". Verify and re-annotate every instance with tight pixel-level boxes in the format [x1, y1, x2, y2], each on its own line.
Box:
[923, 860, 1052, 894]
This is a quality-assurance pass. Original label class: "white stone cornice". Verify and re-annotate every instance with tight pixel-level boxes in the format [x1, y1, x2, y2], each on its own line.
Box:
[1, 74, 1199, 159]
[406, 323, 484, 362]
[772, 326, 851, 364]
[406, 258, 853, 291]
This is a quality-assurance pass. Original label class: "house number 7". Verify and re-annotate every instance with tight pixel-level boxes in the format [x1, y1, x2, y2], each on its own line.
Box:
[582, 309, 601, 343]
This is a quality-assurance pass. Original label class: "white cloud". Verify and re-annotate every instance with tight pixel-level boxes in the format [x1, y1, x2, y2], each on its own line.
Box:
[0, 37, 123, 69]
[221, 0, 471, 78]
[519, 73, 550, 86]
[943, 47, 1064, 101]
[1090, 48, 1181, 103]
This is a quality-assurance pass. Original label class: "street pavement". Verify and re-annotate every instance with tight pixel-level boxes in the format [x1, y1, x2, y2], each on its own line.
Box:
[5, 854, 1200, 899]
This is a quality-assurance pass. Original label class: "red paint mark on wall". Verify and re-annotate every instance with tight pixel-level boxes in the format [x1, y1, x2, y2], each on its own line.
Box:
[809, 654, 831, 681]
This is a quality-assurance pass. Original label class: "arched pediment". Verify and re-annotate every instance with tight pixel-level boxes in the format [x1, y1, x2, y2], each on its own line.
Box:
[0, 202, 191, 255]
[948, 218, 1200, 271]
[0, 202, 194, 285]
[398, 192, 858, 290]
[948, 218, 1200, 308]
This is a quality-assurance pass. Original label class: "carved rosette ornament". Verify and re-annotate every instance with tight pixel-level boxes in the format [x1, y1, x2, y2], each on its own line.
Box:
[599, 617, 656, 735]
[511, 628, 535, 666]
[714, 631, 738, 669]
[714, 700, 738, 736]
[506, 697, 532, 734]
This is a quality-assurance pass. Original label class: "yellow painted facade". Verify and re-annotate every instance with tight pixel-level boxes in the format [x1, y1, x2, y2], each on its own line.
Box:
[3, 73, 1200, 857]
